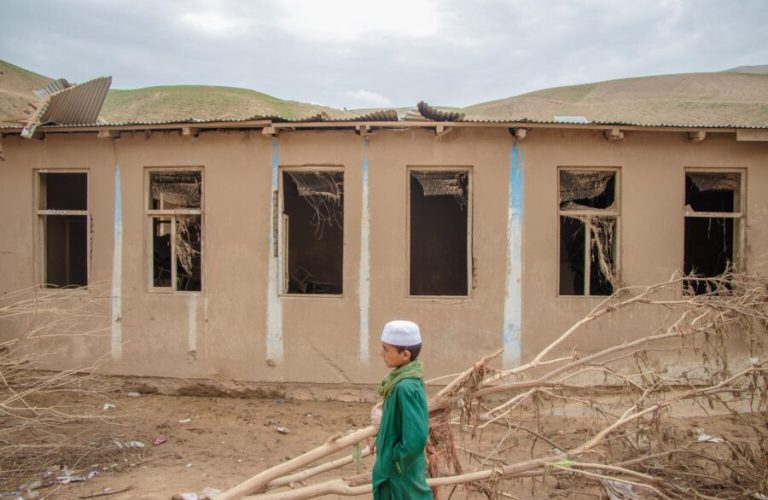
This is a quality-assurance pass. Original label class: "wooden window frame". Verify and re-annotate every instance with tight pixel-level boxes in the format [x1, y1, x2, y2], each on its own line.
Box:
[406, 165, 473, 299]
[35, 169, 91, 289]
[557, 166, 621, 298]
[277, 165, 345, 297]
[145, 167, 204, 293]
[682, 167, 746, 287]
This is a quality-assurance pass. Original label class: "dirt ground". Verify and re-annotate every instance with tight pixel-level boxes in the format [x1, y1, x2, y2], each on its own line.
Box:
[4, 390, 767, 500]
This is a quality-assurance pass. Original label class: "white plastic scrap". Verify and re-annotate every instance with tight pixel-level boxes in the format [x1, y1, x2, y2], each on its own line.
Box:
[602, 479, 639, 500]
[275, 426, 290, 434]
[698, 434, 725, 443]
[112, 439, 145, 450]
[103, 403, 116, 411]
[179, 418, 192, 424]
[126, 391, 141, 397]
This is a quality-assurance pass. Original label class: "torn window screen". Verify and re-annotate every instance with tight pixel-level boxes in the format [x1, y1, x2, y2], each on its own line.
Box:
[150, 172, 201, 209]
[684, 172, 741, 294]
[283, 171, 343, 294]
[412, 171, 468, 209]
[148, 170, 202, 292]
[559, 170, 618, 296]
[410, 171, 469, 296]
[286, 172, 343, 238]
[39, 173, 88, 288]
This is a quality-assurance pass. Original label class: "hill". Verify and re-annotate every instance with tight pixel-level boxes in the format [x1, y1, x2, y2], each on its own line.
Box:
[464, 72, 768, 126]
[2, 60, 767, 127]
[0, 60, 52, 126]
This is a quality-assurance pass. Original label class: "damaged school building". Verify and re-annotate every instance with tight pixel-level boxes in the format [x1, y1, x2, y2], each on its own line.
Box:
[1, 75, 767, 389]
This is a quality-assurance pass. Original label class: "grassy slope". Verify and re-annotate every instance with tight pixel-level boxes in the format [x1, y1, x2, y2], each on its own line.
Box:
[2, 59, 767, 126]
[464, 72, 768, 126]
[0, 60, 52, 125]
[101, 85, 357, 122]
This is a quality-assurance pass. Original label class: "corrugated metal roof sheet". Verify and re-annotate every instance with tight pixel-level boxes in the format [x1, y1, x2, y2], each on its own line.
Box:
[22, 76, 112, 137]
[33, 78, 72, 99]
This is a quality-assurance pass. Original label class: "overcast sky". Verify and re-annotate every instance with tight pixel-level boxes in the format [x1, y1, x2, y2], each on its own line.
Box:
[1, 0, 767, 109]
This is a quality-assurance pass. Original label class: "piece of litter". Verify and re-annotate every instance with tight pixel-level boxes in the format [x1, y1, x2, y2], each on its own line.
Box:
[179, 418, 192, 424]
[698, 434, 724, 443]
[153, 435, 168, 445]
[602, 479, 639, 500]
[112, 439, 145, 450]
[102, 403, 116, 411]
[201, 487, 222, 499]
[172, 494, 199, 500]
[186, 463, 193, 467]
[275, 426, 290, 434]
[126, 392, 141, 397]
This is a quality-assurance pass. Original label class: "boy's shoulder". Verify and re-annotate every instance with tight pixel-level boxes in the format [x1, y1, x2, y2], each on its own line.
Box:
[392, 377, 425, 395]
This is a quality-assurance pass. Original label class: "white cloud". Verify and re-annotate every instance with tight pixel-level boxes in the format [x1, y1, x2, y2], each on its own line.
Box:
[179, 10, 251, 38]
[344, 89, 394, 108]
[274, 0, 444, 42]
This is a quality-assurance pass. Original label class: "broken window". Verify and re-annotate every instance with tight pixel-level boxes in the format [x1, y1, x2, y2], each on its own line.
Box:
[147, 171, 202, 291]
[282, 170, 343, 294]
[410, 170, 470, 296]
[559, 169, 619, 296]
[684, 171, 743, 294]
[37, 172, 89, 288]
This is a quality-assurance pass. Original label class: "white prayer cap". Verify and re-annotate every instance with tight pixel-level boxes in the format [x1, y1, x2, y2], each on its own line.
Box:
[381, 320, 421, 346]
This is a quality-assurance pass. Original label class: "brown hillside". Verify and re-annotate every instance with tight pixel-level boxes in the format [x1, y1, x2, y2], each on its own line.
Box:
[0, 60, 52, 126]
[464, 72, 768, 126]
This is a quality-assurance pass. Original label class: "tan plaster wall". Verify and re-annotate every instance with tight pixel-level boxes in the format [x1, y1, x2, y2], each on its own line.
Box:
[0, 127, 766, 386]
[520, 129, 768, 372]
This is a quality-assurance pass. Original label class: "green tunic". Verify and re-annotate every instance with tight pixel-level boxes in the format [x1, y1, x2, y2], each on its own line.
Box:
[372, 377, 433, 499]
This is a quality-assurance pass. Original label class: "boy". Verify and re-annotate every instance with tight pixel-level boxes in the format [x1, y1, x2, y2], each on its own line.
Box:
[372, 320, 433, 499]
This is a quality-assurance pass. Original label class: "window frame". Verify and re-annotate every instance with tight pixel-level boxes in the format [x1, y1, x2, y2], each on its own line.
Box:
[682, 167, 746, 285]
[556, 166, 621, 298]
[145, 167, 204, 293]
[35, 169, 91, 289]
[277, 165, 345, 297]
[406, 165, 474, 299]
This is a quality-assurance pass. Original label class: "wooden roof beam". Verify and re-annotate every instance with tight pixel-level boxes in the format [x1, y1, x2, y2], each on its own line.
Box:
[604, 128, 624, 141]
[688, 130, 706, 142]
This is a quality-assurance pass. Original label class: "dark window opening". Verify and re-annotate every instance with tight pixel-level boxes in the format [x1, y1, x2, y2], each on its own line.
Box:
[410, 171, 469, 296]
[559, 170, 618, 296]
[44, 215, 88, 287]
[283, 171, 343, 294]
[684, 172, 741, 295]
[559, 216, 616, 296]
[39, 173, 88, 288]
[42, 173, 87, 210]
[149, 171, 202, 292]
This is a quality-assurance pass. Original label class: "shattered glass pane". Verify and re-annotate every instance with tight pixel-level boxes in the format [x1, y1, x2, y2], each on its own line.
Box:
[150, 172, 201, 210]
[560, 171, 615, 209]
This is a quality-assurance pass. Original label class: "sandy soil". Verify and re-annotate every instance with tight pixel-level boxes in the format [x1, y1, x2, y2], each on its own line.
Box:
[7, 393, 372, 500]
[5, 390, 767, 500]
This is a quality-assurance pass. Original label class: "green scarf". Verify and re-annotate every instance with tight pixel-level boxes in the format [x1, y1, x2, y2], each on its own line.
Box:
[378, 360, 424, 399]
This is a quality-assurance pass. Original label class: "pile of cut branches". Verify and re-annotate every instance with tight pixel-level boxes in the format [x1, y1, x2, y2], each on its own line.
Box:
[0, 286, 114, 484]
[217, 271, 768, 499]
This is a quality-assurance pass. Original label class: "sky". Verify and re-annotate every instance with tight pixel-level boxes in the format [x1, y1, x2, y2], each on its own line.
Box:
[1, 0, 767, 109]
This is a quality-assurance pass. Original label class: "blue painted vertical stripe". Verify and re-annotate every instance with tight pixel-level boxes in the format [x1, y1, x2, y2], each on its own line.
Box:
[503, 142, 524, 368]
[266, 138, 283, 361]
[111, 165, 123, 360]
[359, 137, 371, 362]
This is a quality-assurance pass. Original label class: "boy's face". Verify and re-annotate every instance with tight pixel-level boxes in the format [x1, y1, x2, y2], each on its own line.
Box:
[380, 342, 411, 368]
